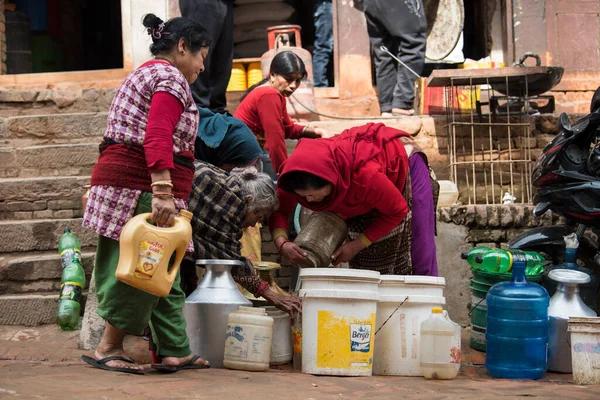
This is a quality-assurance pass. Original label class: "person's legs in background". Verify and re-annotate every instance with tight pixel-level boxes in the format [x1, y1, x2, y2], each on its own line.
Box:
[179, 0, 232, 113]
[313, 0, 333, 87]
[392, 31, 426, 115]
[408, 153, 438, 276]
[365, 13, 398, 116]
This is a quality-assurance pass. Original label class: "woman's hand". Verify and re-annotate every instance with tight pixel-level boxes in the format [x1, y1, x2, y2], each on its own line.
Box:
[301, 126, 330, 139]
[262, 288, 302, 317]
[279, 241, 309, 264]
[313, 127, 331, 138]
[331, 239, 367, 265]
[151, 196, 177, 226]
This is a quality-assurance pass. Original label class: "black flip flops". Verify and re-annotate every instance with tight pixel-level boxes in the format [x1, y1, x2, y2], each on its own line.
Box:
[151, 354, 211, 373]
[81, 355, 145, 375]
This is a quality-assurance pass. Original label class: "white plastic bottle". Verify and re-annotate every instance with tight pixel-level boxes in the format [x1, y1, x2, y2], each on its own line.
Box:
[419, 307, 461, 380]
[223, 306, 274, 371]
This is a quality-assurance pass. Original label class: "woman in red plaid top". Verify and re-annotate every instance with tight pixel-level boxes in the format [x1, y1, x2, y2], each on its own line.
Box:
[82, 14, 213, 374]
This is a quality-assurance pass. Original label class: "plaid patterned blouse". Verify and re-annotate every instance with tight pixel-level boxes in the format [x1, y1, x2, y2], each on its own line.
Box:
[83, 61, 198, 248]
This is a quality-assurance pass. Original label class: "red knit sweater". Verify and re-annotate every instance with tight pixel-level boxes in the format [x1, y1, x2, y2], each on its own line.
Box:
[234, 86, 304, 173]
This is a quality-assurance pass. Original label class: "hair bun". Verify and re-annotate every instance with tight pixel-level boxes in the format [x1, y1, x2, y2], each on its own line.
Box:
[231, 166, 259, 180]
[142, 13, 164, 32]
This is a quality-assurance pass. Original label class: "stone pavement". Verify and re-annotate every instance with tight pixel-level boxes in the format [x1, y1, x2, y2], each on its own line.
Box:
[0, 325, 599, 399]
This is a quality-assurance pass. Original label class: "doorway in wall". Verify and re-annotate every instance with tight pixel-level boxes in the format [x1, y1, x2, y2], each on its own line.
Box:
[5, 0, 123, 74]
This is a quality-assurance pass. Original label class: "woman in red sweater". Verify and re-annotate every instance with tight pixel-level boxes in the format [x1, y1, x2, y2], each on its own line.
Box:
[270, 122, 439, 276]
[234, 51, 328, 175]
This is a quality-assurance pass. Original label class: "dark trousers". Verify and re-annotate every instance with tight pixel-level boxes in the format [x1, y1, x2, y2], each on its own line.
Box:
[179, 0, 234, 113]
[365, 0, 426, 111]
[313, 0, 333, 87]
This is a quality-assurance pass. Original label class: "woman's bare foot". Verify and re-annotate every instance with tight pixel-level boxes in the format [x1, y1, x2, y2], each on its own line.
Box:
[94, 321, 143, 371]
[94, 346, 143, 371]
[161, 354, 210, 367]
[392, 107, 415, 116]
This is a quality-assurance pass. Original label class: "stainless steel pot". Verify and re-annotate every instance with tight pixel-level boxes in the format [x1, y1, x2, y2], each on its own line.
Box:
[183, 259, 252, 368]
[547, 269, 596, 373]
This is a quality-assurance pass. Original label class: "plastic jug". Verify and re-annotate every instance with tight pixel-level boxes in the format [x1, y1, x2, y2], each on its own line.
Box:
[224, 306, 274, 372]
[485, 253, 550, 380]
[419, 308, 461, 380]
[115, 210, 193, 297]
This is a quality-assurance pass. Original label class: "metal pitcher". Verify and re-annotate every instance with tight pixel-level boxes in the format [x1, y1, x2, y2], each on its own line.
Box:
[293, 212, 348, 268]
[183, 259, 252, 368]
[547, 269, 596, 373]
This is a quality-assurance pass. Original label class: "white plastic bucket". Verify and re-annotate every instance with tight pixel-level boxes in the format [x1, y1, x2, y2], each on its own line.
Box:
[300, 268, 381, 376]
[373, 275, 446, 376]
[437, 180, 459, 207]
[568, 317, 600, 385]
[262, 306, 293, 365]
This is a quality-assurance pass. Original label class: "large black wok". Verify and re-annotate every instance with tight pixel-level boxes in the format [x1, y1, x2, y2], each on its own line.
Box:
[491, 53, 564, 97]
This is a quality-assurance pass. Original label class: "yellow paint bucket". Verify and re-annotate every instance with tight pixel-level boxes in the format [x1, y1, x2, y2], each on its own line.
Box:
[299, 268, 381, 376]
[226, 63, 247, 92]
[247, 62, 264, 88]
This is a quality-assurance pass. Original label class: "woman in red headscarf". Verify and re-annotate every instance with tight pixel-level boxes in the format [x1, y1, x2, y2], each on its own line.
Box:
[269, 122, 438, 276]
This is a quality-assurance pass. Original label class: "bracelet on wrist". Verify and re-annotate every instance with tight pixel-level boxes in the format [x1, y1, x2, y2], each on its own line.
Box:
[151, 180, 173, 188]
[152, 193, 174, 199]
[277, 240, 291, 252]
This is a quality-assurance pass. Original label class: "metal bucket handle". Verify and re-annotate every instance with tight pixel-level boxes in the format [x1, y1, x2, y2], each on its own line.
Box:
[468, 296, 486, 317]
[374, 296, 409, 336]
[513, 52, 541, 67]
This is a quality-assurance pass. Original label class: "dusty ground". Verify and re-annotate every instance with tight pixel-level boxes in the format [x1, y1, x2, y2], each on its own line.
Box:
[0, 325, 599, 399]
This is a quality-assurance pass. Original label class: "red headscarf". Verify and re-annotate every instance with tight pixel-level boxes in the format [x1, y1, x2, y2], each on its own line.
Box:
[278, 122, 411, 211]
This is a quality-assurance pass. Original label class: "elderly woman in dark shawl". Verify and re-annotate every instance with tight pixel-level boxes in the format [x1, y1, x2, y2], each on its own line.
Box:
[185, 162, 301, 314]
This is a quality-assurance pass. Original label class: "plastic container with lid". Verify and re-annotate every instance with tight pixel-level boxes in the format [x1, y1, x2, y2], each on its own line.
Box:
[115, 210, 193, 297]
[261, 306, 293, 365]
[373, 275, 446, 376]
[436, 180, 459, 207]
[419, 307, 461, 380]
[485, 253, 550, 380]
[223, 306, 274, 372]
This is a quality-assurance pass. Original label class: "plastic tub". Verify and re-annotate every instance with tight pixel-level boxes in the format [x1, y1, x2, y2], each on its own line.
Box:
[373, 275, 446, 376]
[261, 306, 293, 365]
[300, 268, 380, 376]
[568, 317, 600, 385]
[437, 180, 459, 207]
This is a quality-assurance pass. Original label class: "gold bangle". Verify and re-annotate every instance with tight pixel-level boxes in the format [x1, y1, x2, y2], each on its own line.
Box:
[151, 180, 173, 188]
[152, 193, 174, 199]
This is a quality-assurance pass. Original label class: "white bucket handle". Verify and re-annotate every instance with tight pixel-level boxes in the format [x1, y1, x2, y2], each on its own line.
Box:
[374, 296, 409, 336]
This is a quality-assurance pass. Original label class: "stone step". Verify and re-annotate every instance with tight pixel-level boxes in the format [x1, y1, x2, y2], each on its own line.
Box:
[0, 143, 97, 179]
[0, 218, 98, 253]
[0, 293, 59, 326]
[0, 112, 107, 148]
[0, 89, 116, 117]
[0, 176, 90, 220]
[0, 250, 95, 296]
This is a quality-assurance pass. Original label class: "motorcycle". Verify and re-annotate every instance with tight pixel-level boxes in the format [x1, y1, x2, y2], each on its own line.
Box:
[509, 86, 600, 309]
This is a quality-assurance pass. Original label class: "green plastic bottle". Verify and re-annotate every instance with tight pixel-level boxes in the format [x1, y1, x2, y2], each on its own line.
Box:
[56, 259, 86, 330]
[460, 246, 492, 268]
[474, 249, 545, 274]
[58, 228, 81, 269]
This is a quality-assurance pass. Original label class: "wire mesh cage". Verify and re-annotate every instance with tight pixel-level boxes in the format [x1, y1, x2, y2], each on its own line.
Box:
[443, 74, 539, 205]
